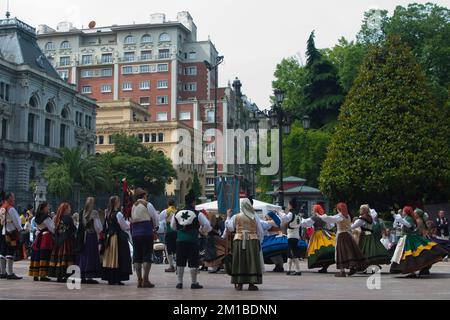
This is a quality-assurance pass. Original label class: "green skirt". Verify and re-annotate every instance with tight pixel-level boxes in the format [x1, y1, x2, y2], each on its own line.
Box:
[359, 232, 391, 266]
[231, 239, 262, 285]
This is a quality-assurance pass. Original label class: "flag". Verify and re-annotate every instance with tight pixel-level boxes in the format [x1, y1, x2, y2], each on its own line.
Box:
[216, 176, 240, 216]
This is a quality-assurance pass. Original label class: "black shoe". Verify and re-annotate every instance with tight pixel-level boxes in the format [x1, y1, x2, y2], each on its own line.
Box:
[419, 269, 431, 277]
[0, 274, 7, 279]
[33, 276, 39, 281]
[406, 273, 418, 279]
[57, 278, 66, 283]
[348, 269, 357, 277]
[318, 267, 328, 274]
[40, 277, 51, 282]
[176, 283, 183, 289]
[191, 283, 203, 290]
[273, 266, 284, 273]
[294, 272, 302, 276]
[6, 274, 22, 280]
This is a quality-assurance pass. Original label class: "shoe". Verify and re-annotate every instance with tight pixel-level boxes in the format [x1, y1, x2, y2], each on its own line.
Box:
[335, 272, 347, 278]
[137, 280, 143, 288]
[191, 283, 204, 290]
[286, 271, 293, 276]
[33, 276, 39, 282]
[273, 266, 284, 273]
[348, 269, 357, 276]
[419, 269, 431, 277]
[294, 272, 302, 276]
[165, 266, 176, 273]
[176, 283, 183, 289]
[6, 274, 22, 280]
[248, 285, 259, 291]
[0, 274, 8, 279]
[234, 284, 243, 291]
[406, 273, 418, 279]
[318, 268, 328, 274]
[143, 281, 155, 288]
[40, 277, 51, 282]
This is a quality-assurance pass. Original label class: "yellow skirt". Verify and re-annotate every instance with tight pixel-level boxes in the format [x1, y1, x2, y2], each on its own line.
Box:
[103, 234, 119, 269]
[307, 230, 336, 269]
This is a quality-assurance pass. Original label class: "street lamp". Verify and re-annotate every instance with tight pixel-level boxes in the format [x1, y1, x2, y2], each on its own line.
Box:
[302, 115, 311, 131]
[204, 55, 225, 199]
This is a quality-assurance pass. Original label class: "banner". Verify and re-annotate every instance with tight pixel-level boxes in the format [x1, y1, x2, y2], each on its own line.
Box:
[216, 176, 240, 216]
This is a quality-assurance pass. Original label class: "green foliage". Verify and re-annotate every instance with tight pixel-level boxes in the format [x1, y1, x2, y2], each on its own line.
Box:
[357, 9, 390, 44]
[190, 171, 203, 201]
[320, 36, 450, 209]
[44, 147, 111, 198]
[98, 134, 177, 196]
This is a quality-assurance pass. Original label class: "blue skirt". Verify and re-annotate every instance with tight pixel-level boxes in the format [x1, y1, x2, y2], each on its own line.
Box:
[77, 232, 101, 279]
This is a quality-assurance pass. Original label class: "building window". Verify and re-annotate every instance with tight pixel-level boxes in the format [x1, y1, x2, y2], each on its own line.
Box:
[124, 35, 136, 45]
[140, 97, 150, 106]
[158, 49, 170, 59]
[140, 81, 150, 90]
[97, 135, 104, 145]
[157, 63, 169, 72]
[141, 51, 152, 60]
[156, 112, 168, 121]
[28, 113, 35, 143]
[184, 66, 197, 75]
[81, 55, 93, 65]
[206, 110, 215, 123]
[180, 111, 191, 120]
[159, 33, 171, 42]
[82, 86, 92, 94]
[156, 96, 168, 105]
[75, 112, 83, 127]
[60, 41, 71, 49]
[85, 115, 92, 130]
[61, 108, 69, 119]
[144, 134, 150, 143]
[101, 84, 112, 93]
[60, 124, 66, 148]
[140, 65, 151, 73]
[101, 53, 113, 64]
[158, 133, 165, 142]
[123, 52, 135, 62]
[81, 69, 94, 78]
[122, 66, 133, 75]
[101, 68, 113, 77]
[60, 56, 70, 66]
[183, 82, 197, 92]
[157, 80, 169, 89]
[122, 82, 133, 91]
[45, 102, 54, 113]
[44, 119, 51, 147]
[1, 118, 8, 140]
[58, 70, 69, 81]
[108, 135, 114, 145]
[188, 52, 197, 59]
[0, 83, 11, 102]
[138, 134, 144, 142]
[142, 34, 152, 44]
[151, 133, 157, 142]
[45, 42, 54, 50]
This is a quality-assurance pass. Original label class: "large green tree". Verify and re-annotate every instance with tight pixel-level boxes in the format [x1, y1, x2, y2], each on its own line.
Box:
[319, 36, 450, 208]
[99, 134, 177, 196]
[303, 31, 344, 128]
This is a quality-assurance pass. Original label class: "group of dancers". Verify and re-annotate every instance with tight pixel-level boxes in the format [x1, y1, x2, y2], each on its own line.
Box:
[1, 188, 449, 292]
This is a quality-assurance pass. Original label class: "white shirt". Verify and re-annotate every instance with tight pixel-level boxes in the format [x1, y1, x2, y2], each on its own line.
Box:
[147, 202, 160, 231]
[159, 210, 167, 234]
[225, 214, 265, 243]
[280, 211, 314, 239]
[2, 207, 23, 234]
[116, 212, 130, 231]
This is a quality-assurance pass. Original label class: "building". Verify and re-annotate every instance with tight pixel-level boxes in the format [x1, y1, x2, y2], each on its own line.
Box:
[95, 99, 205, 203]
[268, 176, 329, 214]
[0, 17, 97, 208]
[36, 12, 260, 201]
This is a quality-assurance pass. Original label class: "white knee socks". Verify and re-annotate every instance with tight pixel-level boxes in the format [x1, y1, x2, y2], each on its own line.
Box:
[177, 266, 185, 285]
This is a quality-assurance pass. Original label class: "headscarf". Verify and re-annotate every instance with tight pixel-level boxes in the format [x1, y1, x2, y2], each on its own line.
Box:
[313, 204, 325, 216]
[360, 204, 373, 224]
[336, 203, 349, 217]
[403, 206, 414, 217]
[54, 202, 70, 228]
[241, 198, 255, 220]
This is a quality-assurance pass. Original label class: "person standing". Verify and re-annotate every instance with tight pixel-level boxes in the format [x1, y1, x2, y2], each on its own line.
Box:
[130, 188, 159, 288]
[436, 210, 449, 240]
[29, 202, 55, 282]
[226, 198, 264, 291]
[0, 193, 23, 280]
[48, 203, 76, 283]
[320, 203, 368, 277]
[76, 197, 103, 284]
[102, 196, 132, 286]
[171, 191, 211, 290]
[160, 199, 178, 273]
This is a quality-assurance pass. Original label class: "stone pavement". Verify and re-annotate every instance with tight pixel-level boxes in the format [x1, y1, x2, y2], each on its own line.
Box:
[1, 260, 450, 300]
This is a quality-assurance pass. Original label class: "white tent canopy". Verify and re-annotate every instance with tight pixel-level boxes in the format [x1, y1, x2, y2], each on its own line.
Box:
[196, 199, 282, 216]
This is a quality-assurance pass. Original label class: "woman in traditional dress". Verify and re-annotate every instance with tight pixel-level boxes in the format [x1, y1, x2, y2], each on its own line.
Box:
[392, 206, 448, 278]
[76, 197, 103, 284]
[48, 203, 77, 282]
[351, 205, 391, 269]
[226, 198, 264, 291]
[29, 202, 55, 282]
[320, 203, 368, 277]
[102, 196, 132, 285]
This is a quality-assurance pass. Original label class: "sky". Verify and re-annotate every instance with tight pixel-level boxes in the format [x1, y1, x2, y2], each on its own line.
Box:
[3, 0, 450, 108]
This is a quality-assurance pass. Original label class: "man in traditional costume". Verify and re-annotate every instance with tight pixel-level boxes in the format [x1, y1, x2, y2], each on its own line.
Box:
[171, 191, 212, 289]
[226, 198, 264, 291]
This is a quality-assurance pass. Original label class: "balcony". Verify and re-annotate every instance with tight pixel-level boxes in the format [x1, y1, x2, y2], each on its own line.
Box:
[158, 52, 171, 60]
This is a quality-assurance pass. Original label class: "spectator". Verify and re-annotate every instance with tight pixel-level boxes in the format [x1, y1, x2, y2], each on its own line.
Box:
[436, 210, 449, 240]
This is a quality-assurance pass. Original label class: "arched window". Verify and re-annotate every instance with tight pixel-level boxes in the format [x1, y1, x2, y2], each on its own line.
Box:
[45, 101, 54, 113]
[159, 33, 171, 42]
[45, 42, 54, 50]
[124, 35, 135, 45]
[60, 41, 71, 49]
[29, 167, 35, 184]
[141, 34, 152, 44]
[29, 96, 39, 108]
[61, 107, 69, 120]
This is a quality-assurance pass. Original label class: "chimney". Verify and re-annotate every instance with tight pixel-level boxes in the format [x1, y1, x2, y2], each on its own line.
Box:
[150, 13, 166, 24]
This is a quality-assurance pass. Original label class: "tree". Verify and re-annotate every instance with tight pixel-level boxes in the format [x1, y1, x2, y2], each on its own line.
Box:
[44, 147, 111, 198]
[99, 134, 177, 196]
[356, 9, 390, 44]
[189, 170, 203, 201]
[319, 36, 450, 209]
[303, 31, 344, 128]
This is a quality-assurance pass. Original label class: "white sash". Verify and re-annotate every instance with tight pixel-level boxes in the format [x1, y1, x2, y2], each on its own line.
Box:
[391, 235, 407, 264]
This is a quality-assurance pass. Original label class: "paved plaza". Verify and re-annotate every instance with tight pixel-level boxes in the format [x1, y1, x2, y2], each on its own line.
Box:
[1, 260, 449, 300]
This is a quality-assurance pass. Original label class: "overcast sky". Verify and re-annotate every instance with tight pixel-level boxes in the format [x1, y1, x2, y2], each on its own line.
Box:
[4, 0, 450, 108]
